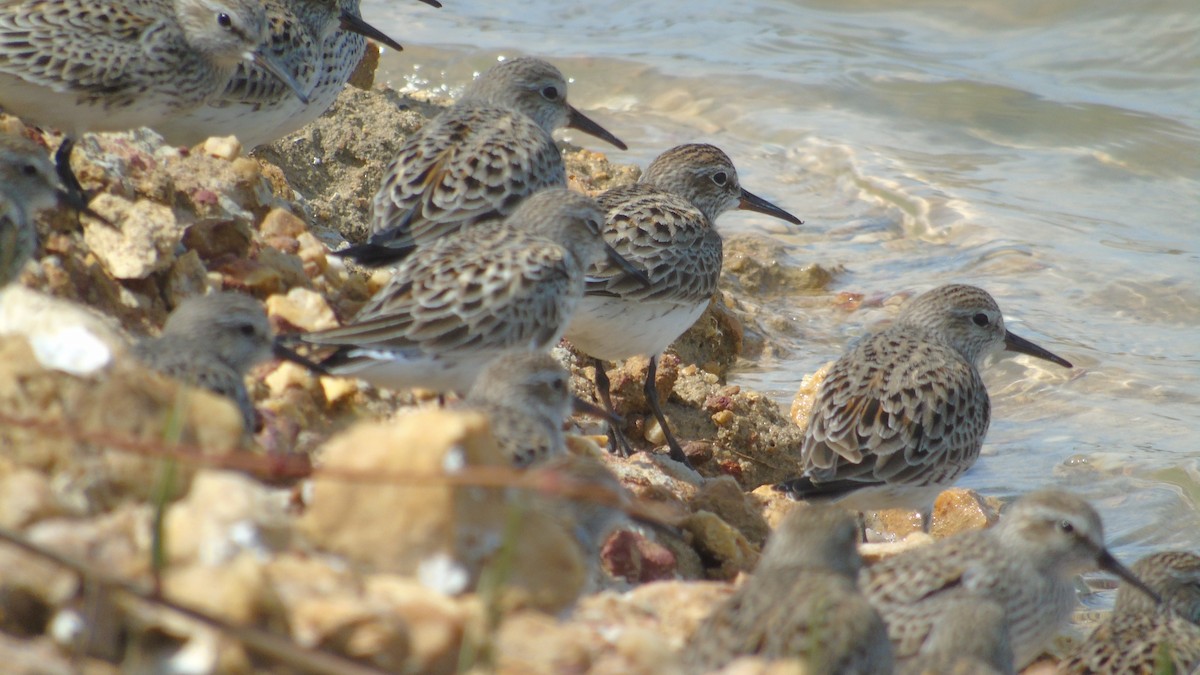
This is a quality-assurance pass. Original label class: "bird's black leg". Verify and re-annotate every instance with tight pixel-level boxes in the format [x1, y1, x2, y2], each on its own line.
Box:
[643, 355, 693, 469]
[54, 137, 85, 213]
[593, 357, 634, 457]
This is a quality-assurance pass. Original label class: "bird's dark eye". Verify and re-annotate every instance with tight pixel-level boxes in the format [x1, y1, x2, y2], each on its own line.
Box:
[1058, 520, 1075, 534]
[972, 312, 989, 327]
[217, 13, 233, 28]
[550, 378, 566, 392]
[238, 324, 256, 337]
[20, 163, 38, 177]
[541, 86, 559, 101]
[712, 171, 728, 186]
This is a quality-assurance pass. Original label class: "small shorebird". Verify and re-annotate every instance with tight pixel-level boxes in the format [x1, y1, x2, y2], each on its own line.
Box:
[686, 505, 894, 673]
[289, 189, 648, 394]
[862, 489, 1160, 670]
[1059, 550, 1200, 674]
[0, 133, 99, 285]
[154, 0, 440, 147]
[0, 0, 309, 199]
[457, 351, 613, 468]
[564, 143, 802, 466]
[135, 291, 299, 433]
[776, 284, 1072, 512]
[335, 56, 627, 267]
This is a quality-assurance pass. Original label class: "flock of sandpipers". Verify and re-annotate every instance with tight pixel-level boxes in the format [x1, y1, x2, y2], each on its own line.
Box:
[0, 0, 1196, 673]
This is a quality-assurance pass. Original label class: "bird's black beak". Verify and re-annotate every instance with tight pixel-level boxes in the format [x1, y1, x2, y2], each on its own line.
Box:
[566, 105, 627, 151]
[272, 340, 329, 376]
[1003, 330, 1073, 368]
[1098, 549, 1162, 606]
[339, 10, 404, 51]
[737, 187, 803, 225]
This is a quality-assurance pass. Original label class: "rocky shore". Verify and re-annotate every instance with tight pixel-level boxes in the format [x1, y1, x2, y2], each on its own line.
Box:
[0, 65, 1066, 673]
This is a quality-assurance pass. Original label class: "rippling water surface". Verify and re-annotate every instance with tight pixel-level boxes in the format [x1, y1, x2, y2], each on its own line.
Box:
[365, 0, 1200, 567]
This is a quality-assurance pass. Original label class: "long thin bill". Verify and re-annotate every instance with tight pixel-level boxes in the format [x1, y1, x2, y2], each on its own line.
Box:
[738, 188, 803, 225]
[247, 50, 310, 105]
[339, 10, 404, 51]
[415, 0, 443, 6]
[604, 243, 651, 288]
[272, 341, 329, 376]
[566, 105, 627, 151]
[571, 395, 623, 425]
[1003, 330, 1073, 368]
[1098, 549, 1162, 605]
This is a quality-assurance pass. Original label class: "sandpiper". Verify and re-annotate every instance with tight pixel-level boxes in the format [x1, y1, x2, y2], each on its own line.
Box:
[0, 135, 60, 285]
[0, 0, 309, 199]
[564, 143, 801, 466]
[0, 133, 96, 285]
[862, 489, 1160, 670]
[457, 351, 612, 467]
[154, 0, 438, 148]
[687, 505, 894, 673]
[776, 284, 1072, 512]
[289, 189, 648, 394]
[134, 292, 279, 433]
[1059, 550, 1200, 674]
[335, 56, 627, 267]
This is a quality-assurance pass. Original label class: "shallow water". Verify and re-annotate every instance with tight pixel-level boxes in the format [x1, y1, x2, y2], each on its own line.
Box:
[366, 0, 1200, 570]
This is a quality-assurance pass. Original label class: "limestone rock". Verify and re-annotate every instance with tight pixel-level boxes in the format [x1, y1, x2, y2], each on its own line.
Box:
[693, 476, 771, 547]
[300, 409, 588, 613]
[930, 488, 1001, 539]
[790, 361, 833, 431]
[684, 510, 758, 580]
[83, 194, 182, 279]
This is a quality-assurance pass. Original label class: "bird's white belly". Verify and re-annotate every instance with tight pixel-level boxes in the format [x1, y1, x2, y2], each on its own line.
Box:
[329, 348, 502, 394]
[154, 64, 346, 147]
[565, 296, 708, 361]
[0, 73, 186, 134]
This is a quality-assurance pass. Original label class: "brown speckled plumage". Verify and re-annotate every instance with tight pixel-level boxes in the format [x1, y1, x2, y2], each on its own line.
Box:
[777, 284, 1072, 511]
[154, 0, 418, 147]
[0, 0, 293, 135]
[1059, 550, 1200, 674]
[687, 505, 894, 673]
[863, 490, 1152, 670]
[296, 189, 615, 393]
[355, 57, 625, 263]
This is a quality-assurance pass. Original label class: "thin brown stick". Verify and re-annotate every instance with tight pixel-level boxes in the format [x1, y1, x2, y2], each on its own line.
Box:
[0, 410, 672, 523]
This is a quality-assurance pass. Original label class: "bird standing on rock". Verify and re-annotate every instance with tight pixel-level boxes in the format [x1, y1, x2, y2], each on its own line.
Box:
[0, 0, 310, 203]
[565, 143, 802, 468]
[456, 351, 614, 468]
[154, 0, 441, 148]
[289, 189, 649, 394]
[335, 56, 628, 267]
[776, 283, 1072, 513]
[0, 133, 96, 285]
[862, 489, 1160, 670]
[686, 505, 894, 673]
[135, 291, 294, 434]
